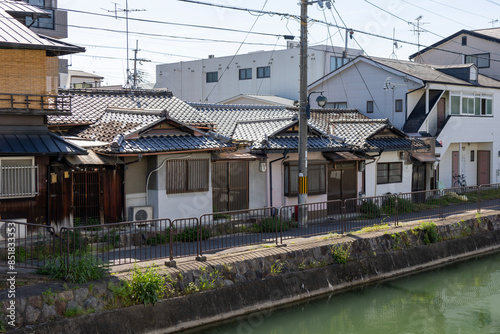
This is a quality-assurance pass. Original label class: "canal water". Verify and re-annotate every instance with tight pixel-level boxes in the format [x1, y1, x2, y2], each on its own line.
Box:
[190, 251, 500, 334]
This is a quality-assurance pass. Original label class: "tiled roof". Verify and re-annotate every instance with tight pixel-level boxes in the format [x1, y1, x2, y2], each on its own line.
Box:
[232, 118, 295, 142]
[101, 134, 231, 154]
[366, 137, 427, 151]
[0, 9, 84, 55]
[0, 128, 86, 155]
[251, 135, 346, 151]
[49, 91, 213, 127]
[329, 119, 390, 147]
[371, 57, 500, 88]
[69, 109, 162, 142]
[308, 109, 369, 133]
[190, 103, 294, 137]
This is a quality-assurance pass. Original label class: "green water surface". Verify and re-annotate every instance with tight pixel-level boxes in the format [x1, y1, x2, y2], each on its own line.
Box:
[192, 251, 500, 334]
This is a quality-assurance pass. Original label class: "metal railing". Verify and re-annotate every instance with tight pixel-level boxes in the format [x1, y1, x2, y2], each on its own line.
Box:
[1, 183, 499, 271]
[0, 221, 55, 269]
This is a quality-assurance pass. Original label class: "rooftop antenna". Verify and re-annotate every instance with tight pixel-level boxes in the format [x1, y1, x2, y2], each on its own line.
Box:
[489, 19, 498, 27]
[409, 15, 429, 52]
[131, 40, 151, 89]
[389, 28, 402, 59]
[104, 1, 146, 88]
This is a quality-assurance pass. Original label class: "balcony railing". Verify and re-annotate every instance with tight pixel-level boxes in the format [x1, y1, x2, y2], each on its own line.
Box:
[0, 93, 71, 115]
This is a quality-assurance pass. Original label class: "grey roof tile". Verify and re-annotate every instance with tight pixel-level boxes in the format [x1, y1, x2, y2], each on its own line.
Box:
[251, 135, 346, 151]
[101, 134, 230, 154]
[190, 103, 295, 137]
[366, 137, 427, 151]
[49, 91, 213, 127]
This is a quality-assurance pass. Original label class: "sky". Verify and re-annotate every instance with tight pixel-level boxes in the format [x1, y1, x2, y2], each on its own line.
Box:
[57, 0, 500, 87]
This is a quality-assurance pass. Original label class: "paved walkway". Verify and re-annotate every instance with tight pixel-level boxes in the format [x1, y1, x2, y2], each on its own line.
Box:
[109, 207, 500, 280]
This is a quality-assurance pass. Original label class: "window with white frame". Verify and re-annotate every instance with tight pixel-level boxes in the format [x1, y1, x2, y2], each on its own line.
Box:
[450, 92, 492, 116]
[0, 157, 38, 199]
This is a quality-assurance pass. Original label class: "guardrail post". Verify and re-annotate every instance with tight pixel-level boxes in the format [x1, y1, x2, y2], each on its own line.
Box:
[439, 190, 444, 219]
[477, 185, 481, 214]
[276, 207, 280, 246]
[341, 201, 346, 234]
[165, 220, 176, 267]
[395, 195, 399, 227]
[196, 218, 206, 262]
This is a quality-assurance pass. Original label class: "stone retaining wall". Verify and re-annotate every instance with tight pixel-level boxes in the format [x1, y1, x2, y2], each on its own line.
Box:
[3, 213, 500, 333]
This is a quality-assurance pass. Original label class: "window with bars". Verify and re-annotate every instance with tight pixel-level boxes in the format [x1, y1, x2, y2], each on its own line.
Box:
[377, 162, 402, 184]
[284, 162, 326, 196]
[166, 159, 209, 194]
[0, 157, 38, 198]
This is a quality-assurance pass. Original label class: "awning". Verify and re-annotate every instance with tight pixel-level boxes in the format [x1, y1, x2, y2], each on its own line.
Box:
[411, 152, 440, 162]
[212, 152, 265, 161]
[0, 131, 87, 156]
[66, 151, 123, 166]
[323, 152, 367, 161]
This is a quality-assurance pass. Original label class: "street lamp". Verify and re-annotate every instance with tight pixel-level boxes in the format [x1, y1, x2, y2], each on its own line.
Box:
[306, 91, 328, 119]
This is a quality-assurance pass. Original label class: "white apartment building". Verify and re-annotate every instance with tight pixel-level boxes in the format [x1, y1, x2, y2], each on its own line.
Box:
[154, 43, 363, 103]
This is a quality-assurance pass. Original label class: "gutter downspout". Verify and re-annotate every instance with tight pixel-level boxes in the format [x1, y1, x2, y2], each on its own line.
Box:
[269, 152, 288, 208]
[363, 149, 384, 197]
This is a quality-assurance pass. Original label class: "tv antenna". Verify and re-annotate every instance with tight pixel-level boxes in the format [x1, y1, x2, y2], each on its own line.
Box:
[409, 15, 429, 51]
[389, 28, 402, 59]
[489, 19, 498, 27]
[131, 40, 151, 89]
[103, 1, 146, 88]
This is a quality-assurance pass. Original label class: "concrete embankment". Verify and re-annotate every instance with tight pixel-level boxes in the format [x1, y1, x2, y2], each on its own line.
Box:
[5, 210, 500, 334]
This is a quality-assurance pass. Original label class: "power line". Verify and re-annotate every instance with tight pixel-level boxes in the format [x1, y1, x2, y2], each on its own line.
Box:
[427, 0, 491, 20]
[399, 0, 475, 29]
[58, 6, 283, 38]
[67, 24, 285, 48]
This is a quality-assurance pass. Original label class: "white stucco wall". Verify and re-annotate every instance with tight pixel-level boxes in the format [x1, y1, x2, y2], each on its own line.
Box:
[308, 61, 422, 129]
[249, 160, 267, 209]
[155, 46, 363, 103]
[266, 151, 329, 209]
[364, 151, 413, 197]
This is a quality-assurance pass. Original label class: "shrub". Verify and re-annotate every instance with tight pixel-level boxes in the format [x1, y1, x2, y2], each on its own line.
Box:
[36, 252, 109, 283]
[381, 197, 414, 215]
[359, 200, 381, 218]
[128, 265, 165, 305]
[176, 226, 211, 242]
[61, 231, 88, 254]
[252, 217, 294, 233]
[145, 233, 168, 245]
[101, 229, 121, 245]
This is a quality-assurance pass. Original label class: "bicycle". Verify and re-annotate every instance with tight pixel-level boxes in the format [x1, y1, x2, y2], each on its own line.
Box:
[452, 174, 467, 188]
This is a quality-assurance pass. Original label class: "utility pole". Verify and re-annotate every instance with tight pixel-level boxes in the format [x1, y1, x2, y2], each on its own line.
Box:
[298, 0, 331, 227]
[104, 1, 145, 88]
[131, 40, 151, 89]
[298, 0, 308, 226]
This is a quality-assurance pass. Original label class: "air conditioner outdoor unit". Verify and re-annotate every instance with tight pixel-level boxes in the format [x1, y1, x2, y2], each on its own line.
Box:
[129, 206, 153, 223]
[0, 219, 27, 241]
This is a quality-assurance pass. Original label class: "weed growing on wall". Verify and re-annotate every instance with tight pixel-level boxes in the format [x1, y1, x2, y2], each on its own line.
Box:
[413, 222, 439, 245]
[129, 265, 165, 305]
[36, 253, 109, 283]
[331, 243, 351, 264]
[270, 260, 285, 276]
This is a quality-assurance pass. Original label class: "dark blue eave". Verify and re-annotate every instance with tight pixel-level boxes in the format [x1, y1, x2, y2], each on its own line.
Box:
[0, 132, 87, 156]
